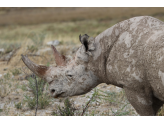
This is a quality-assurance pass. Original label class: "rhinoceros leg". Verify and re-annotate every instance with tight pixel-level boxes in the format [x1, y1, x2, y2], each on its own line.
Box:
[124, 88, 155, 116]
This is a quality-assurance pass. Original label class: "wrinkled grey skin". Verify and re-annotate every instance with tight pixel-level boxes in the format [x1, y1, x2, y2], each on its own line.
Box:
[22, 16, 164, 116]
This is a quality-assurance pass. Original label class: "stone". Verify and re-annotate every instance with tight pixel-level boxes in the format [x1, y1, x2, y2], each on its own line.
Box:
[0, 48, 4, 53]
[47, 40, 60, 46]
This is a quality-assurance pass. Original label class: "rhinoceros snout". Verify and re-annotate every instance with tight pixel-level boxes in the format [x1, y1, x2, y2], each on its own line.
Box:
[50, 88, 65, 98]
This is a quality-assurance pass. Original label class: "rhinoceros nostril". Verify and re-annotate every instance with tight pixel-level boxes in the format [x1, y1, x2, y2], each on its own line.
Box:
[51, 89, 55, 94]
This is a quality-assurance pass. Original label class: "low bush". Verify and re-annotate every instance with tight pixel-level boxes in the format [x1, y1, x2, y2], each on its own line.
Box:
[23, 75, 50, 109]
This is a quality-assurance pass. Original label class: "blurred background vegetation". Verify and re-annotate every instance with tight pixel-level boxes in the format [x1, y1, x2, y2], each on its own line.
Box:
[1, 7, 164, 25]
[1, 7, 164, 43]
[1, 7, 164, 51]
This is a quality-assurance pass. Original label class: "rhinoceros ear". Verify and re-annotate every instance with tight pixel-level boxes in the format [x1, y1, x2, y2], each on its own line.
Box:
[51, 45, 66, 66]
[79, 34, 95, 56]
[21, 55, 49, 78]
[79, 34, 89, 52]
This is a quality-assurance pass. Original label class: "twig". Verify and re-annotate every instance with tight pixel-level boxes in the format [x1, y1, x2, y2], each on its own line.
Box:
[81, 95, 94, 116]
[27, 53, 46, 58]
[81, 89, 99, 116]
[32, 73, 38, 116]
[21, 67, 29, 76]
[21, 67, 34, 80]
[7, 47, 20, 64]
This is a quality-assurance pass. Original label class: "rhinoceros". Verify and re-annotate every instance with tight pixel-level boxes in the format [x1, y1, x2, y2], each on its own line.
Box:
[22, 16, 164, 116]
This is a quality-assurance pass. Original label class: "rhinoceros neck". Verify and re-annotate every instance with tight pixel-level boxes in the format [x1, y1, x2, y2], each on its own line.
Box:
[90, 23, 121, 86]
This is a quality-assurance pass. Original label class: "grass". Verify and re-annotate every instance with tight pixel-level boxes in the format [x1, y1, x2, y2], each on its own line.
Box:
[0, 109, 3, 112]
[52, 98, 77, 116]
[3, 73, 11, 80]
[11, 68, 21, 76]
[27, 45, 38, 53]
[83, 88, 135, 116]
[1, 8, 164, 25]
[4, 43, 20, 53]
[52, 89, 101, 116]
[15, 102, 22, 109]
[51, 87, 135, 116]
[28, 32, 46, 47]
[0, 20, 112, 45]
[1, 8, 164, 45]
[0, 72, 20, 100]
[157, 105, 164, 116]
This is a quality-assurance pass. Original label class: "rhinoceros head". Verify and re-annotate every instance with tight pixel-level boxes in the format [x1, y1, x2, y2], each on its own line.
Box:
[21, 34, 100, 98]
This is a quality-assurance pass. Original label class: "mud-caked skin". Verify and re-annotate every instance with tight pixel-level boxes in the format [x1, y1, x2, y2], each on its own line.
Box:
[22, 16, 164, 116]
[45, 63, 99, 98]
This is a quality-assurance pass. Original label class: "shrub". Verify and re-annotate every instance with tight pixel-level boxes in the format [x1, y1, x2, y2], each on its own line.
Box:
[27, 45, 38, 53]
[52, 98, 77, 116]
[28, 32, 46, 47]
[157, 105, 164, 116]
[4, 73, 11, 80]
[52, 89, 99, 116]
[23, 75, 50, 109]
[15, 102, 22, 109]
[0, 109, 3, 112]
[11, 68, 21, 76]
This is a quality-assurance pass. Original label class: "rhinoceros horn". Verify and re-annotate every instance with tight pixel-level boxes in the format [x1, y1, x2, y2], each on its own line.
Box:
[21, 55, 49, 78]
[21, 45, 66, 77]
[51, 45, 66, 66]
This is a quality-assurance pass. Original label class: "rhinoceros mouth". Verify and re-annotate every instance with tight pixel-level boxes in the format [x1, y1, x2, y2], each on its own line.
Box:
[54, 92, 65, 98]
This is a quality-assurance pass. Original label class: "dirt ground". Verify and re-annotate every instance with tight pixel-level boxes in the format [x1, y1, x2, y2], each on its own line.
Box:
[0, 43, 138, 116]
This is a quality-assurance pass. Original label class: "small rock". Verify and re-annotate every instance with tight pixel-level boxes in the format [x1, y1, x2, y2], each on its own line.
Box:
[47, 40, 60, 46]
[0, 74, 2, 78]
[26, 87, 33, 92]
[16, 89, 23, 93]
[102, 85, 107, 88]
[75, 104, 81, 108]
[36, 47, 51, 55]
[0, 48, 4, 53]
[96, 102, 100, 106]
[11, 75, 14, 78]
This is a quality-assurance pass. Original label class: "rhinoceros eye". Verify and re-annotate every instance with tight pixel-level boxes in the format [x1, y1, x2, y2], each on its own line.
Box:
[66, 70, 73, 77]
